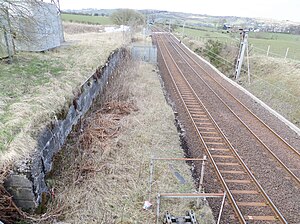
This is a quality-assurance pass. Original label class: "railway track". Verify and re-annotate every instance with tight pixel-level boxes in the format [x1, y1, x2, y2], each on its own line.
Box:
[153, 30, 300, 223]
[164, 34, 300, 184]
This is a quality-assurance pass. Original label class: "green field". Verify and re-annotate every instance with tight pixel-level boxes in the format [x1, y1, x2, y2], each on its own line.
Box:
[61, 13, 113, 25]
[175, 27, 300, 60]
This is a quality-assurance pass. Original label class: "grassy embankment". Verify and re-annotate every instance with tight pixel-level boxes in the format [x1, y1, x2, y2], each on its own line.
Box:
[174, 26, 300, 127]
[0, 22, 127, 166]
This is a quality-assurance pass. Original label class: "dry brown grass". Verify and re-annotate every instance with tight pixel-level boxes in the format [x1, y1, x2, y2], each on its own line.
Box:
[240, 55, 300, 126]
[43, 61, 215, 224]
[180, 34, 300, 127]
[63, 22, 106, 34]
[0, 24, 129, 167]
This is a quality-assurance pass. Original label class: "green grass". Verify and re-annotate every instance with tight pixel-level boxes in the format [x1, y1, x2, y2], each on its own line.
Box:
[178, 27, 300, 127]
[61, 13, 113, 25]
[0, 57, 64, 98]
[176, 27, 300, 60]
[249, 32, 300, 59]
[0, 54, 65, 151]
[0, 28, 127, 165]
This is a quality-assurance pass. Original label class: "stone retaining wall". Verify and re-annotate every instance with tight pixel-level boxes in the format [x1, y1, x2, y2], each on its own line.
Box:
[4, 48, 128, 211]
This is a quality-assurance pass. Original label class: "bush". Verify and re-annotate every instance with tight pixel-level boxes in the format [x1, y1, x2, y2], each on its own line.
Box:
[203, 39, 223, 67]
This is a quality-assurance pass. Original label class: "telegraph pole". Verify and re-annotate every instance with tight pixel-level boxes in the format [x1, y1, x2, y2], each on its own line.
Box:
[235, 29, 249, 80]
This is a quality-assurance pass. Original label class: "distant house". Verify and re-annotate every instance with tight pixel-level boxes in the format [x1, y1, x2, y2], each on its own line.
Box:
[0, 1, 64, 57]
[223, 24, 232, 30]
[222, 24, 232, 33]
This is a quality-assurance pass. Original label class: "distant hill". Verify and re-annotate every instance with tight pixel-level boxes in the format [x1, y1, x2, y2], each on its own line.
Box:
[62, 8, 300, 34]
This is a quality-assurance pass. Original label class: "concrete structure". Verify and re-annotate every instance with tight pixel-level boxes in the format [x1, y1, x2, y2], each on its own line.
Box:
[13, 1, 64, 52]
[0, 1, 64, 55]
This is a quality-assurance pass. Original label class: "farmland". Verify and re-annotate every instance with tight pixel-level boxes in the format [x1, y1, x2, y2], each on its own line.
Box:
[175, 26, 300, 60]
[61, 13, 113, 25]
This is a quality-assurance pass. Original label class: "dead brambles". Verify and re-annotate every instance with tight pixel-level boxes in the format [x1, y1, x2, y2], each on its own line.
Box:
[56, 100, 138, 186]
[80, 101, 138, 150]
[100, 101, 138, 115]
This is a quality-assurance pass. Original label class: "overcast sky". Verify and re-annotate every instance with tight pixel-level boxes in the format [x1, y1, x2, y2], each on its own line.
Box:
[56, 0, 300, 22]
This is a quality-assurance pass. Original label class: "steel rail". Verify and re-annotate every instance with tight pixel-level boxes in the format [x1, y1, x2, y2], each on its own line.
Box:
[169, 34, 300, 158]
[156, 33, 288, 223]
[164, 34, 300, 185]
[155, 34, 246, 224]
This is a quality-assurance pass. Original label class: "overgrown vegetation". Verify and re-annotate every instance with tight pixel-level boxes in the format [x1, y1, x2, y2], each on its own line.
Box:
[193, 38, 236, 76]
[0, 55, 65, 152]
[0, 23, 128, 166]
[240, 56, 300, 126]
[202, 39, 223, 67]
[178, 30, 300, 128]
[43, 60, 214, 223]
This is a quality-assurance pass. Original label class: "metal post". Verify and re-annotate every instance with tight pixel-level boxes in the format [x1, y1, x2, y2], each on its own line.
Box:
[196, 155, 206, 208]
[285, 47, 289, 60]
[266, 45, 270, 56]
[149, 159, 154, 201]
[217, 192, 226, 224]
[156, 194, 161, 224]
[182, 20, 185, 37]
[246, 44, 250, 84]
[235, 30, 249, 80]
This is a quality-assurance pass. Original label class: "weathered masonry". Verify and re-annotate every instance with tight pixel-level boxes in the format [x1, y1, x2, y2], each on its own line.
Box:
[4, 48, 128, 211]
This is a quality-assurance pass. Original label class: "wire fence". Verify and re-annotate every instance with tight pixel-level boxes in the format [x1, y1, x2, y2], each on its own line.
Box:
[179, 32, 300, 103]
[183, 31, 300, 62]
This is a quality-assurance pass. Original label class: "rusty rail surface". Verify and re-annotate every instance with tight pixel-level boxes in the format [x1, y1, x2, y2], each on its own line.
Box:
[165, 34, 300, 186]
[154, 32, 288, 223]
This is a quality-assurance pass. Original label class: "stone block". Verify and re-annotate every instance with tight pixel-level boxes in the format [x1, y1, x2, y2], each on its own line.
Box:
[11, 187, 34, 200]
[4, 174, 36, 211]
[37, 128, 53, 150]
[4, 174, 32, 188]
[15, 199, 36, 211]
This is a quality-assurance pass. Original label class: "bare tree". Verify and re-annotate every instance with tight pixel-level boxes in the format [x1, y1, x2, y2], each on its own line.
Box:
[0, 0, 42, 60]
[0, 0, 63, 60]
[110, 9, 145, 41]
[111, 9, 145, 26]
